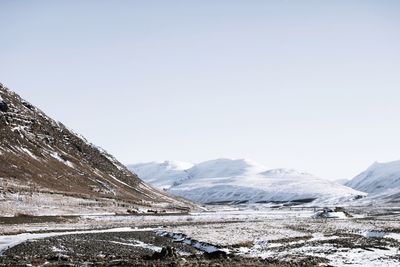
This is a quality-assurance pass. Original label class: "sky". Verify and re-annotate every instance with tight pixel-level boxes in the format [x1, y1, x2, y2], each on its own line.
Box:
[1, 0, 400, 180]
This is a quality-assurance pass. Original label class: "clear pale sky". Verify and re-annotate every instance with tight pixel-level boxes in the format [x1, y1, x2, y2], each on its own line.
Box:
[1, 0, 400, 180]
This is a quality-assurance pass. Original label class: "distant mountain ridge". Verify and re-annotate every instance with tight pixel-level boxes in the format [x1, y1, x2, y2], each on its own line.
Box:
[129, 159, 366, 204]
[346, 160, 400, 202]
[129, 160, 194, 190]
[0, 83, 191, 212]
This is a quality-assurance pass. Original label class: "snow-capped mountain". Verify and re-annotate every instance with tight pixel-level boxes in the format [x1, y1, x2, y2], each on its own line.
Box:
[334, 178, 350, 185]
[187, 158, 267, 180]
[346, 160, 400, 202]
[0, 83, 191, 212]
[129, 161, 194, 190]
[129, 159, 366, 204]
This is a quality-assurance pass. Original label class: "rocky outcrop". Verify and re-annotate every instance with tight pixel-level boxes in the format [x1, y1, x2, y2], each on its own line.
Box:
[151, 246, 179, 260]
[0, 97, 8, 112]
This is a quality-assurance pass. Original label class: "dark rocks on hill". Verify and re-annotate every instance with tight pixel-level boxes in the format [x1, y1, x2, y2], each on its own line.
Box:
[151, 246, 179, 260]
[204, 250, 228, 259]
[0, 99, 8, 112]
[21, 100, 35, 111]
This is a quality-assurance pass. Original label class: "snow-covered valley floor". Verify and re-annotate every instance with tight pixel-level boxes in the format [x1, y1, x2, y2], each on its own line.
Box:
[0, 205, 399, 266]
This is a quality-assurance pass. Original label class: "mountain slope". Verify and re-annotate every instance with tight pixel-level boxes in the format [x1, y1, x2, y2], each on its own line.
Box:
[346, 160, 400, 202]
[129, 159, 365, 204]
[129, 161, 194, 190]
[0, 83, 191, 213]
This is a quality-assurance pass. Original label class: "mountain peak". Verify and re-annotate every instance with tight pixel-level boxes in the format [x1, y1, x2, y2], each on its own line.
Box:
[160, 160, 194, 170]
[187, 158, 268, 180]
[346, 159, 400, 200]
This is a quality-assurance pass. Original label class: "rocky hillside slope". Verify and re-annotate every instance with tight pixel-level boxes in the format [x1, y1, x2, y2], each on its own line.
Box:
[0, 83, 191, 213]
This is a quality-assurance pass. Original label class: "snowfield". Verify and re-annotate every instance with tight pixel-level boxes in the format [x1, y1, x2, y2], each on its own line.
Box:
[129, 158, 366, 204]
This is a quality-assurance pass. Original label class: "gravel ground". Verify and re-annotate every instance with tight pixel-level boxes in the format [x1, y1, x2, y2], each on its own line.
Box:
[1, 207, 399, 266]
[0, 231, 329, 267]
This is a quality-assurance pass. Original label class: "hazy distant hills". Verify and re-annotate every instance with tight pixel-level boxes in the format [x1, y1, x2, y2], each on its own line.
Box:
[0, 83, 190, 211]
[129, 159, 366, 205]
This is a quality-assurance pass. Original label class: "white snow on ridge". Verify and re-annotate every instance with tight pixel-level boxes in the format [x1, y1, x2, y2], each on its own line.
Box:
[129, 159, 365, 204]
[346, 160, 400, 202]
[128, 161, 194, 190]
[187, 159, 268, 180]
[346, 160, 400, 194]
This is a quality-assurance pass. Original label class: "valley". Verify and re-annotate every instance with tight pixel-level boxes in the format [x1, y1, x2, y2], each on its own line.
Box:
[0, 205, 399, 266]
[2, 0, 400, 265]
[1, 84, 399, 267]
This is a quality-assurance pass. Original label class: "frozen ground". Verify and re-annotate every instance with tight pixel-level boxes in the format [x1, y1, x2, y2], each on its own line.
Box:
[0, 227, 158, 255]
[0, 189, 187, 217]
[159, 207, 400, 266]
[0, 205, 399, 266]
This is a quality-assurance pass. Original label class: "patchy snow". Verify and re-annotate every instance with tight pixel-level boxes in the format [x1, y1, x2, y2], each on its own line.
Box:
[95, 179, 116, 196]
[0, 190, 133, 217]
[108, 175, 134, 189]
[312, 209, 349, 219]
[386, 233, 400, 242]
[1, 205, 399, 266]
[161, 208, 400, 266]
[363, 230, 386, 238]
[297, 245, 399, 267]
[157, 231, 225, 253]
[19, 147, 40, 161]
[11, 126, 29, 133]
[95, 146, 126, 171]
[51, 245, 67, 253]
[65, 126, 126, 171]
[0, 227, 157, 255]
[109, 240, 161, 252]
[49, 151, 75, 169]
